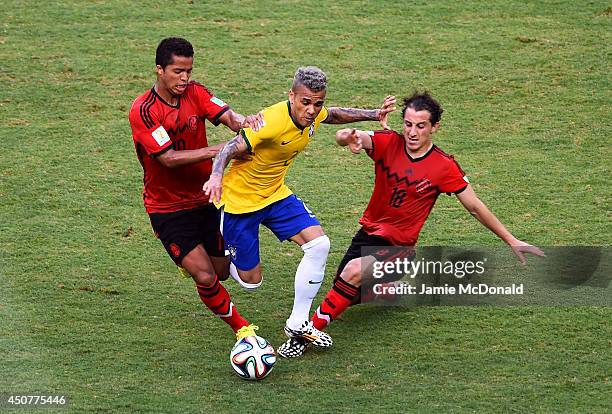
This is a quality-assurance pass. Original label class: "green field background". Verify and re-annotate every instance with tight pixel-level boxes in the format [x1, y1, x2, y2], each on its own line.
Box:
[1, 1, 610, 412]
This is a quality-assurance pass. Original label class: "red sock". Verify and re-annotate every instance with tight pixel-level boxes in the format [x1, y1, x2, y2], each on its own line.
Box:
[312, 277, 359, 330]
[196, 277, 248, 333]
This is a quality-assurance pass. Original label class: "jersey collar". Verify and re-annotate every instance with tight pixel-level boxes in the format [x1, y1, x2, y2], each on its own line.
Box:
[152, 86, 180, 109]
[404, 143, 436, 162]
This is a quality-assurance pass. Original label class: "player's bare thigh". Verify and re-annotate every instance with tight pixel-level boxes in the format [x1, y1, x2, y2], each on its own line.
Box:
[233, 263, 263, 284]
[289, 225, 325, 246]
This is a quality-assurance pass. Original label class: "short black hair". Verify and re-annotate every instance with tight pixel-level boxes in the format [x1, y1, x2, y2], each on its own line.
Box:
[402, 91, 443, 125]
[156, 37, 194, 68]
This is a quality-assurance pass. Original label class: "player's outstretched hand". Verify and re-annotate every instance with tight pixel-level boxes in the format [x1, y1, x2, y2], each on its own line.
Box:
[347, 128, 363, 154]
[242, 112, 265, 131]
[378, 95, 397, 130]
[203, 174, 223, 204]
[510, 240, 545, 265]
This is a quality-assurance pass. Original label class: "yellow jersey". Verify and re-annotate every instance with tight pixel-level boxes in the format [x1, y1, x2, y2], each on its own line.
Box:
[221, 100, 328, 214]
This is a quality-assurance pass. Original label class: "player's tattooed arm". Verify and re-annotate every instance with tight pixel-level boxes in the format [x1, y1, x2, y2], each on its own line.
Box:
[213, 134, 248, 175]
[324, 107, 378, 124]
[324, 96, 396, 129]
[203, 134, 249, 203]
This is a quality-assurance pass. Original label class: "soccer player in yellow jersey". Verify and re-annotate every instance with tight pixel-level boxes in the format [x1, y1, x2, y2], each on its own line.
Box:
[203, 66, 396, 357]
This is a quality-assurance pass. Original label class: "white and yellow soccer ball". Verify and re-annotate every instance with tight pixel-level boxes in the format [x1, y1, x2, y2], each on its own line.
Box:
[230, 335, 276, 380]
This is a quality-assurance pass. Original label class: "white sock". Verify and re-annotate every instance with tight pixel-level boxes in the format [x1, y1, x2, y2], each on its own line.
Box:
[286, 235, 330, 330]
[230, 263, 262, 292]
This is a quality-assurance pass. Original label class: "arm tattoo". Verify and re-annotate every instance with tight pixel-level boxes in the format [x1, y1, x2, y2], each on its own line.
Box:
[324, 107, 378, 124]
[211, 135, 247, 176]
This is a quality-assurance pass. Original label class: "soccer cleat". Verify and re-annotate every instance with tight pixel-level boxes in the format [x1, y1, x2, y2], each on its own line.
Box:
[235, 324, 259, 341]
[277, 338, 308, 358]
[284, 320, 333, 348]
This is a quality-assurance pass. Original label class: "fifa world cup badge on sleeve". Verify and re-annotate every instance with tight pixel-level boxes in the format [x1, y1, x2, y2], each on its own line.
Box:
[151, 126, 171, 147]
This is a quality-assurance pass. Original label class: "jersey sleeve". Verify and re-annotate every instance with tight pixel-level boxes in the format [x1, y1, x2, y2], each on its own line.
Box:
[241, 125, 271, 153]
[192, 82, 230, 126]
[239, 105, 280, 152]
[129, 101, 173, 156]
[366, 130, 398, 161]
[440, 156, 470, 195]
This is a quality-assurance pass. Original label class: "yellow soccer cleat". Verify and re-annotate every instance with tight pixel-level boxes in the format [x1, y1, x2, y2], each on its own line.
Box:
[235, 324, 259, 341]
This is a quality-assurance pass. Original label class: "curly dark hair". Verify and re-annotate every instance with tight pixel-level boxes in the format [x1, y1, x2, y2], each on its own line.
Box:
[156, 37, 194, 68]
[402, 91, 443, 124]
[292, 66, 327, 92]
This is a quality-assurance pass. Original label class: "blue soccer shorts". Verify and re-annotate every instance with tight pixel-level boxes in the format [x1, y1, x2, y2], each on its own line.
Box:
[221, 194, 320, 271]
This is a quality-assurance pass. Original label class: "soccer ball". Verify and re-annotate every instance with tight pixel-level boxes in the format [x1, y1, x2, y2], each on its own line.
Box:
[230, 335, 276, 380]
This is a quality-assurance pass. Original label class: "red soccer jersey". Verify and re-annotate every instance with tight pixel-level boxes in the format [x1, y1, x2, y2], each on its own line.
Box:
[128, 81, 229, 213]
[360, 130, 469, 246]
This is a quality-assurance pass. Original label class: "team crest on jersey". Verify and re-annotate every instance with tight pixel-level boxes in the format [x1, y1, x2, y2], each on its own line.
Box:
[308, 124, 315, 138]
[416, 179, 432, 194]
[188, 115, 198, 131]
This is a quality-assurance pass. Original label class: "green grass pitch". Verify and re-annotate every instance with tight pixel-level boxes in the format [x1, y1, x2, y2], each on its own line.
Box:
[1, 1, 610, 412]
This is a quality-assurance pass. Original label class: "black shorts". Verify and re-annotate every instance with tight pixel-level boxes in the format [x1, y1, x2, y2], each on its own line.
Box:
[149, 204, 225, 266]
[336, 227, 415, 283]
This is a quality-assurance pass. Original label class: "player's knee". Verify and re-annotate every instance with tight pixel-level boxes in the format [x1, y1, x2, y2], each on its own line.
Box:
[230, 263, 263, 285]
[302, 235, 330, 257]
[340, 258, 362, 286]
[239, 271, 262, 285]
[238, 273, 263, 292]
[240, 277, 263, 292]
[229, 263, 262, 291]
[191, 270, 216, 287]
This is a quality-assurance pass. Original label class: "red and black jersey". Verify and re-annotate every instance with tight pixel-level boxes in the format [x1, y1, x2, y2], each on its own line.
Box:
[360, 130, 469, 246]
[128, 81, 230, 213]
